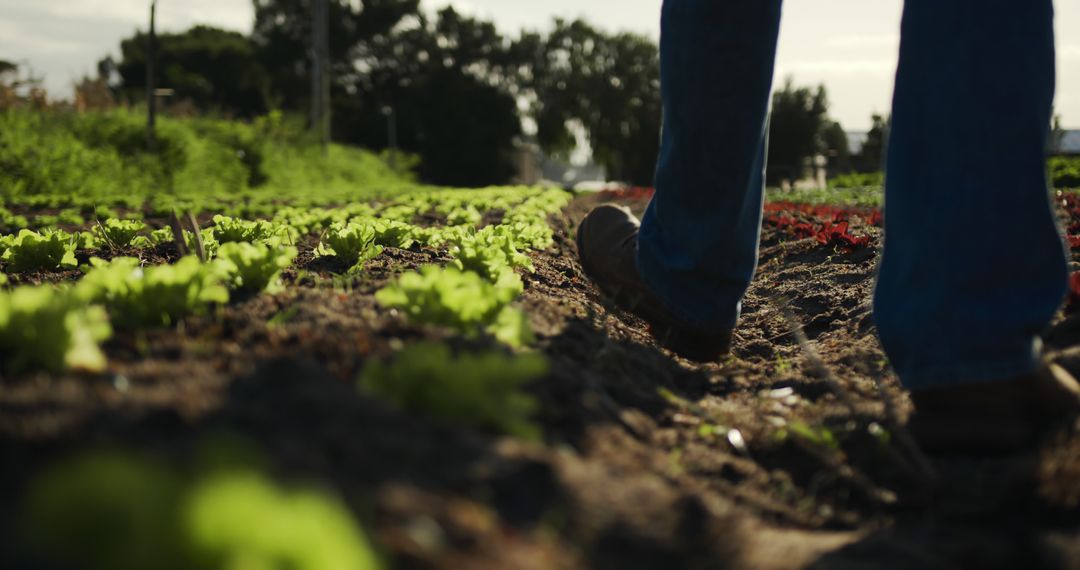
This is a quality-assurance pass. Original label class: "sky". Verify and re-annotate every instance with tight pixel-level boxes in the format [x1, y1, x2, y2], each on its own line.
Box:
[2, 0, 1079, 130]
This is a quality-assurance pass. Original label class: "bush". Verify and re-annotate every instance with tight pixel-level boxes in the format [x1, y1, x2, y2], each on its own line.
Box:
[0, 108, 414, 203]
[1050, 157, 1080, 189]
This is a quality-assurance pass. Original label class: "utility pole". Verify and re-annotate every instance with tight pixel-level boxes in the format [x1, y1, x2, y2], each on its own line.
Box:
[311, 0, 331, 153]
[146, 0, 157, 150]
[383, 105, 398, 172]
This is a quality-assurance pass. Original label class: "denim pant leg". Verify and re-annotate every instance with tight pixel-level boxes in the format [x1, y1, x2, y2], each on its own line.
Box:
[875, 0, 1068, 390]
[637, 0, 783, 334]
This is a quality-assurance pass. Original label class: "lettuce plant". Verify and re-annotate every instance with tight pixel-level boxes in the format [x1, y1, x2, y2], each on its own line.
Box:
[211, 215, 291, 244]
[359, 342, 546, 439]
[93, 219, 147, 248]
[215, 241, 298, 294]
[0, 285, 111, 372]
[446, 225, 534, 282]
[23, 452, 382, 570]
[2, 229, 78, 272]
[0, 206, 29, 232]
[316, 221, 384, 273]
[445, 204, 482, 226]
[375, 265, 531, 347]
[370, 219, 419, 249]
[77, 257, 229, 329]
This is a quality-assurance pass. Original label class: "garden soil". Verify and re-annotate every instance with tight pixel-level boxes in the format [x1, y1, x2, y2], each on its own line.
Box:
[2, 193, 1079, 569]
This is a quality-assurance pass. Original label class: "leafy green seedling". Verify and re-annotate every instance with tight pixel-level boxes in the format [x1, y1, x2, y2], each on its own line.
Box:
[371, 219, 419, 249]
[1, 229, 78, 272]
[211, 215, 290, 244]
[375, 265, 531, 347]
[359, 343, 546, 439]
[94, 219, 147, 248]
[446, 226, 534, 282]
[0, 285, 111, 372]
[186, 471, 383, 570]
[77, 256, 229, 329]
[0, 206, 29, 231]
[215, 241, 298, 294]
[317, 221, 384, 274]
[23, 451, 383, 570]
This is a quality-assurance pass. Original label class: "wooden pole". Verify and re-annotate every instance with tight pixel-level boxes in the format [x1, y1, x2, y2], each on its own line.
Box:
[311, 0, 330, 153]
[146, 0, 157, 150]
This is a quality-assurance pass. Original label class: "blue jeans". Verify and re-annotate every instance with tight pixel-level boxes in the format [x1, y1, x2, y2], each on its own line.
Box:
[637, 0, 1068, 390]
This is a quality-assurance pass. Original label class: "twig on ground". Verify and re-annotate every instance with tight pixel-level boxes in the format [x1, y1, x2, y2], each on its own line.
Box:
[185, 212, 206, 262]
[93, 217, 117, 251]
[873, 373, 939, 484]
[770, 294, 938, 489]
[168, 210, 189, 258]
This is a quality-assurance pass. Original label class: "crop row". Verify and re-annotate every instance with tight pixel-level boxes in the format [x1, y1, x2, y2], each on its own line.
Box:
[0, 187, 569, 375]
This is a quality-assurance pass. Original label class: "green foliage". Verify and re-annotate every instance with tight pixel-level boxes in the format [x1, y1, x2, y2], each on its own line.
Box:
[215, 241, 298, 294]
[1050, 156, 1080, 189]
[784, 421, 840, 450]
[94, 219, 147, 248]
[359, 343, 546, 439]
[768, 78, 831, 186]
[0, 205, 29, 232]
[186, 471, 382, 570]
[1, 229, 77, 272]
[211, 215, 289, 244]
[114, 26, 271, 118]
[765, 186, 883, 208]
[22, 453, 187, 570]
[370, 219, 419, 249]
[0, 286, 112, 372]
[22, 451, 382, 570]
[446, 225, 534, 282]
[0, 108, 413, 202]
[317, 221, 385, 273]
[77, 257, 229, 329]
[515, 18, 662, 185]
[828, 171, 884, 190]
[855, 113, 890, 173]
[375, 265, 532, 347]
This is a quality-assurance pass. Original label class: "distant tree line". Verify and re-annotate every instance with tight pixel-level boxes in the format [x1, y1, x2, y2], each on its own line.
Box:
[97, 0, 879, 187]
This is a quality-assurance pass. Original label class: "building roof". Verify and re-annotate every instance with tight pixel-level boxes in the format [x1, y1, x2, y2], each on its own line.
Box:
[1055, 130, 1080, 155]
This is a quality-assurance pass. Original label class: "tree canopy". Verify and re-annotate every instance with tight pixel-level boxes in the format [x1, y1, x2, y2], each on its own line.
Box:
[103, 4, 857, 187]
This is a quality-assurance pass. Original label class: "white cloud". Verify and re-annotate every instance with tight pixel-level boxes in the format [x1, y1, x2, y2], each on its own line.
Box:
[0, 21, 85, 56]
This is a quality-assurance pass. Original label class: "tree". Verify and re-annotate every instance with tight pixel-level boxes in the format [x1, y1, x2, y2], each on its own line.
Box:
[336, 7, 522, 186]
[767, 78, 829, 186]
[856, 113, 890, 173]
[251, 0, 420, 111]
[114, 26, 271, 117]
[821, 120, 851, 175]
[514, 19, 663, 185]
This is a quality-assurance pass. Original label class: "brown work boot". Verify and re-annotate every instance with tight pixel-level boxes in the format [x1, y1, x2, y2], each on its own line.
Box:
[908, 363, 1080, 454]
[576, 204, 732, 362]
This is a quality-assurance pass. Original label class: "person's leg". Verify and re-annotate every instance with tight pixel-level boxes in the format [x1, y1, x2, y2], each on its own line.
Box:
[876, 0, 1067, 390]
[636, 0, 784, 334]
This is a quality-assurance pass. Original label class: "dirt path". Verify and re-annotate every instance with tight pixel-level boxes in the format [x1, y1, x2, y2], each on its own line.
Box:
[2, 194, 1079, 569]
